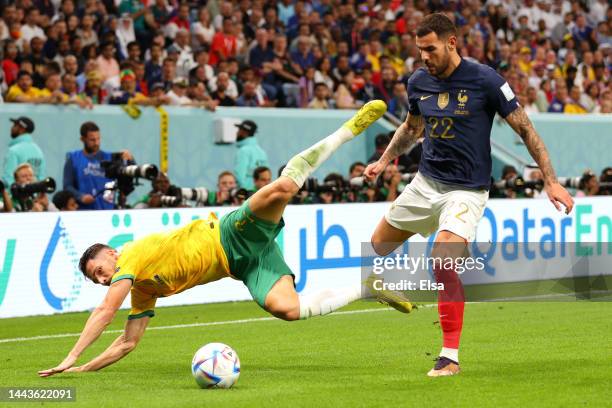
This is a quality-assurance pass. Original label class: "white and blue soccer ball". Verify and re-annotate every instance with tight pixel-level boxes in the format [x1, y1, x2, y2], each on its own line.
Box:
[191, 342, 241, 389]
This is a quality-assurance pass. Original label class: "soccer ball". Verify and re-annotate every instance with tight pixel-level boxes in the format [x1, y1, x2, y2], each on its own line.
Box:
[191, 342, 241, 389]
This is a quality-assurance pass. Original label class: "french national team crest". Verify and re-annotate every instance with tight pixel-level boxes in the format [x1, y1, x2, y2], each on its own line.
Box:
[437, 92, 449, 109]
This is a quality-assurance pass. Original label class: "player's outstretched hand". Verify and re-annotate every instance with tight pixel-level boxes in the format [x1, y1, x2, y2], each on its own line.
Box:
[545, 182, 574, 214]
[364, 160, 388, 181]
[38, 355, 77, 377]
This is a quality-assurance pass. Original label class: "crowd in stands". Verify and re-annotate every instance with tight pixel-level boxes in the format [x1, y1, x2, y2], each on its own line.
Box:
[0, 0, 609, 115]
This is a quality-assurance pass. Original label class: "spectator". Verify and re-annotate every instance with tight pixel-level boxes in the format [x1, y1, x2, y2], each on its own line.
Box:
[356, 67, 385, 105]
[209, 17, 237, 66]
[298, 66, 316, 107]
[387, 81, 409, 120]
[236, 81, 262, 107]
[2, 117, 46, 188]
[192, 7, 215, 48]
[96, 42, 120, 81]
[210, 72, 236, 106]
[5, 71, 43, 103]
[307, 82, 331, 109]
[63, 121, 133, 210]
[314, 57, 334, 92]
[166, 76, 191, 105]
[253, 166, 272, 191]
[108, 69, 161, 106]
[548, 84, 568, 113]
[21, 8, 46, 44]
[79, 70, 107, 104]
[52, 190, 79, 211]
[172, 29, 195, 78]
[145, 43, 164, 86]
[234, 120, 269, 190]
[249, 28, 274, 70]
[77, 14, 99, 48]
[334, 71, 358, 109]
[564, 85, 588, 114]
[165, 3, 191, 40]
[2, 41, 20, 86]
[522, 86, 541, 114]
[10, 163, 50, 212]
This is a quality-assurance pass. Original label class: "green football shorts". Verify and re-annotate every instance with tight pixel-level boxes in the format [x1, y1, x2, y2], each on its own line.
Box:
[219, 200, 294, 307]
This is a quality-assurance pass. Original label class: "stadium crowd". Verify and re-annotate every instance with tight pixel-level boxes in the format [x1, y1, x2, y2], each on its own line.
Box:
[0, 0, 609, 114]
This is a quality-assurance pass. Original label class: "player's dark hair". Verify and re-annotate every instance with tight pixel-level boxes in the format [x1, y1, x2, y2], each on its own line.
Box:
[79, 243, 111, 277]
[80, 121, 99, 137]
[253, 166, 271, 181]
[416, 13, 457, 39]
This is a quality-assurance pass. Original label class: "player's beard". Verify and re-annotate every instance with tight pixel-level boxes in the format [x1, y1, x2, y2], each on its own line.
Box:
[428, 49, 451, 77]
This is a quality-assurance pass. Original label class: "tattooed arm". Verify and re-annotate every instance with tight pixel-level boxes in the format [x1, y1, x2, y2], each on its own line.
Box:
[364, 113, 425, 180]
[504, 106, 574, 214]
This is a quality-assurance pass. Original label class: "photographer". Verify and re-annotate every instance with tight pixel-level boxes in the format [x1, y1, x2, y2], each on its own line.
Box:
[576, 170, 599, 197]
[203, 171, 248, 207]
[0, 180, 13, 212]
[52, 190, 79, 211]
[63, 122, 134, 210]
[10, 163, 52, 212]
[135, 172, 185, 209]
[599, 167, 612, 196]
[491, 165, 523, 199]
[253, 166, 272, 191]
[377, 163, 402, 202]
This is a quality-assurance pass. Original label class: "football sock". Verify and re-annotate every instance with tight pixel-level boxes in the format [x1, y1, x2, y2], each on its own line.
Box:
[440, 347, 459, 364]
[298, 285, 361, 320]
[433, 265, 465, 353]
[281, 127, 354, 189]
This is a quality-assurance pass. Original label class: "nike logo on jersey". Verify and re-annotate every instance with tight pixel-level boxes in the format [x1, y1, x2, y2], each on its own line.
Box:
[420, 95, 433, 100]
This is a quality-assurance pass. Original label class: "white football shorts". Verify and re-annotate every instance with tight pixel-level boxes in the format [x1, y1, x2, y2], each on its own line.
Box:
[385, 172, 488, 242]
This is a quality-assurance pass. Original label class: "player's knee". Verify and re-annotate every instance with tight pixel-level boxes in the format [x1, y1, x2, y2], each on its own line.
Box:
[370, 235, 396, 256]
[272, 177, 299, 199]
[265, 296, 300, 321]
[268, 303, 300, 321]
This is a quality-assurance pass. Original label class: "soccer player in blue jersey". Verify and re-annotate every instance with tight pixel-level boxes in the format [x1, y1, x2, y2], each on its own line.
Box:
[365, 13, 574, 377]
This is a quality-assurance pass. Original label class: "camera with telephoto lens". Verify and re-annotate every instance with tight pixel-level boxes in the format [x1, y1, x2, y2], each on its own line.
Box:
[10, 177, 56, 211]
[557, 177, 581, 189]
[349, 172, 417, 189]
[101, 153, 158, 203]
[10, 177, 56, 199]
[493, 176, 543, 192]
[159, 187, 210, 207]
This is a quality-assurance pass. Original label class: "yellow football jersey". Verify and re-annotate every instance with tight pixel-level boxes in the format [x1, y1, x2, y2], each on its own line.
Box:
[110, 215, 231, 319]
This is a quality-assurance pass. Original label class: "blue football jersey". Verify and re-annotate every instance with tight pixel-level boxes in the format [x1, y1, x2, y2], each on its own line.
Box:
[406, 59, 519, 189]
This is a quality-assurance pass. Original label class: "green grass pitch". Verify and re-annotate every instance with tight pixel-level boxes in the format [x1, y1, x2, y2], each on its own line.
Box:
[0, 300, 610, 407]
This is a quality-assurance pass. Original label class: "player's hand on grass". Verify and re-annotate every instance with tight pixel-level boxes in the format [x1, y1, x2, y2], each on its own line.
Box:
[38, 355, 78, 377]
[364, 160, 388, 181]
[545, 182, 574, 214]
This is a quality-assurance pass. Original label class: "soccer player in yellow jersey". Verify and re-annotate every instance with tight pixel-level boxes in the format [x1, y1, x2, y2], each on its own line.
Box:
[39, 100, 412, 377]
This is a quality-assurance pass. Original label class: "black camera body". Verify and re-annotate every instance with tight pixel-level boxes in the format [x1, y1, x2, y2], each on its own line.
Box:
[101, 153, 158, 203]
[10, 177, 56, 199]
